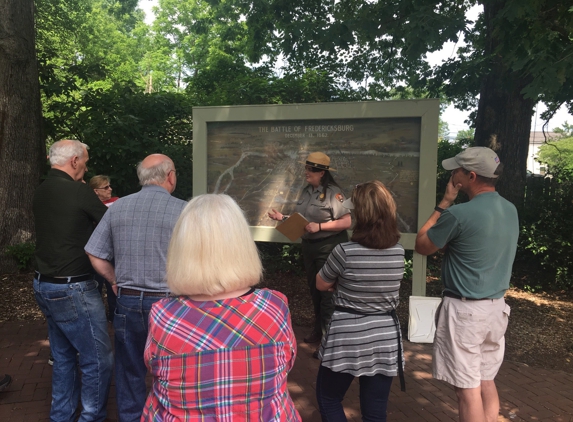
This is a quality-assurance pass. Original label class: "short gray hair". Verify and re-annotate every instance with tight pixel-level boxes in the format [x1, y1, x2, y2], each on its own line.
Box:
[137, 159, 173, 186]
[49, 140, 89, 166]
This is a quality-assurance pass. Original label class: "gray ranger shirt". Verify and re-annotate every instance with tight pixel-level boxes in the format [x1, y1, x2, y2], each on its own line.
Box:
[295, 184, 349, 240]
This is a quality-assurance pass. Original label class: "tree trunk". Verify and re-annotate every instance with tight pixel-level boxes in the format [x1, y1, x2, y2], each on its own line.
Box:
[474, 0, 535, 209]
[0, 0, 45, 272]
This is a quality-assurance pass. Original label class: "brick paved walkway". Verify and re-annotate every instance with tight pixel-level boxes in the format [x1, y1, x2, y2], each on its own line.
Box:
[1, 320, 572, 421]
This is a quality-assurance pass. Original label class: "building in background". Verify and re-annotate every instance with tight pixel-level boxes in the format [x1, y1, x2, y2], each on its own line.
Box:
[528, 132, 559, 175]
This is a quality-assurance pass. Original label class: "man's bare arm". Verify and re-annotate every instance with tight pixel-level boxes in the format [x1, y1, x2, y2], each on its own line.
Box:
[87, 253, 117, 294]
[415, 175, 462, 256]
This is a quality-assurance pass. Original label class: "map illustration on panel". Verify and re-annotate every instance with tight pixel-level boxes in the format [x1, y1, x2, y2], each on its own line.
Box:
[207, 117, 421, 233]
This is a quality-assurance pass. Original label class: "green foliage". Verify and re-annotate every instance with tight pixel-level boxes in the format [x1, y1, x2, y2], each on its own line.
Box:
[238, 0, 572, 113]
[51, 85, 194, 199]
[438, 120, 450, 142]
[186, 58, 344, 106]
[553, 121, 573, 139]
[152, 0, 253, 90]
[36, 0, 164, 137]
[36, 0, 146, 88]
[256, 242, 304, 276]
[456, 128, 475, 141]
[5, 243, 36, 271]
[518, 164, 573, 290]
[241, 0, 468, 91]
[537, 136, 573, 180]
[234, 0, 573, 209]
[403, 250, 413, 280]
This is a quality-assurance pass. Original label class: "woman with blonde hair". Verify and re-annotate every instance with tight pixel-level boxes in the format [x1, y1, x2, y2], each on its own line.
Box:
[315, 180, 405, 422]
[142, 194, 301, 421]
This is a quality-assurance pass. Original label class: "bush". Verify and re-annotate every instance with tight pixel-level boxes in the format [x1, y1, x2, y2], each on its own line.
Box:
[257, 242, 304, 277]
[5, 242, 35, 271]
[47, 84, 194, 200]
[518, 170, 573, 291]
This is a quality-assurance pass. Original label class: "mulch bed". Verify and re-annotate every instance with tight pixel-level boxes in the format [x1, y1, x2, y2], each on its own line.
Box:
[3, 268, 573, 373]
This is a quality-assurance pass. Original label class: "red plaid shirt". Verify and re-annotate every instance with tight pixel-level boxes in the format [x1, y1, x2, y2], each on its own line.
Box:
[142, 289, 301, 421]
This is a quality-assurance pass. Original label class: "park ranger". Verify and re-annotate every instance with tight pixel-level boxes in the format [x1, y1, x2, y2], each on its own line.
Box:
[269, 152, 351, 358]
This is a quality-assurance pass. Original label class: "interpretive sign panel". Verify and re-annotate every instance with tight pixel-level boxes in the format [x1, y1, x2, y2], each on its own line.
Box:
[193, 100, 439, 296]
[194, 100, 438, 245]
[207, 118, 421, 233]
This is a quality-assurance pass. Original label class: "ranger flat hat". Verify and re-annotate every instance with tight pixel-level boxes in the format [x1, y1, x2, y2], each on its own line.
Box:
[442, 147, 500, 178]
[299, 152, 336, 171]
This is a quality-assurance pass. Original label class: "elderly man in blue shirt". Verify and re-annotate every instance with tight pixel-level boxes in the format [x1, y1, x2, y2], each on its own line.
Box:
[86, 154, 186, 422]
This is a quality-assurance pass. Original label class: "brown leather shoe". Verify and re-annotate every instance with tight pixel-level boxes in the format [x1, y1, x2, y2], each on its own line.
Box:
[303, 330, 322, 344]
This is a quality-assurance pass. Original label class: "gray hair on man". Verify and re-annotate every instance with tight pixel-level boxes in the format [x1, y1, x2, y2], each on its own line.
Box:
[49, 140, 89, 166]
[137, 158, 174, 186]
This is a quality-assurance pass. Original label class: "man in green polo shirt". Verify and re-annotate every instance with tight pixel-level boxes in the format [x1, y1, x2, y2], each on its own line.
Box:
[33, 139, 113, 422]
[415, 147, 519, 422]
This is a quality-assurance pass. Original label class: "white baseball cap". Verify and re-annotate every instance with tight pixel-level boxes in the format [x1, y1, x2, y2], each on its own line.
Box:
[442, 147, 501, 178]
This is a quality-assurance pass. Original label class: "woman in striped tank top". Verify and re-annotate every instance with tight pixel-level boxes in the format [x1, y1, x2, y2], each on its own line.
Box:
[315, 180, 405, 422]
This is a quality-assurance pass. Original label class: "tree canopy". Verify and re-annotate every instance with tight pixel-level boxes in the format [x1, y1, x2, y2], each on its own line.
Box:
[28, 0, 573, 206]
[234, 0, 573, 206]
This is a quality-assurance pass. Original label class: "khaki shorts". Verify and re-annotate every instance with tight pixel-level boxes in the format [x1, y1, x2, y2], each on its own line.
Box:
[433, 296, 510, 389]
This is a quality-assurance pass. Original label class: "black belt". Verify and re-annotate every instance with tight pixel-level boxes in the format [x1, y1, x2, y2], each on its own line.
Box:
[35, 271, 93, 284]
[334, 306, 406, 392]
[443, 291, 492, 301]
[119, 288, 169, 298]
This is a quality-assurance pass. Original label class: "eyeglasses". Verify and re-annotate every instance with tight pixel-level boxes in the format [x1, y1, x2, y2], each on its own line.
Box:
[305, 165, 323, 173]
[95, 185, 111, 190]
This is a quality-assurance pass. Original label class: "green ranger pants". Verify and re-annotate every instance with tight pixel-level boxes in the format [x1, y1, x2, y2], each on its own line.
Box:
[302, 230, 349, 336]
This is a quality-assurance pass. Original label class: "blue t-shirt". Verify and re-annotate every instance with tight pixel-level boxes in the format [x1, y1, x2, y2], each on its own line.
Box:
[427, 192, 519, 299]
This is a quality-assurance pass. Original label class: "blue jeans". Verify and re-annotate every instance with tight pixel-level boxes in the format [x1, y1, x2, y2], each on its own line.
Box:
[114, 290, 167, 422]
[316, 365, 393, 422]
[33, 277, 113, 422]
